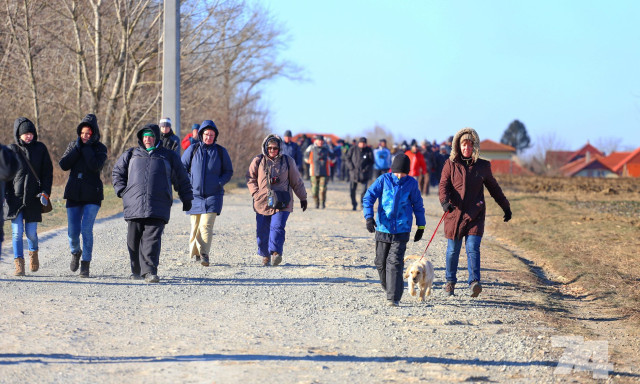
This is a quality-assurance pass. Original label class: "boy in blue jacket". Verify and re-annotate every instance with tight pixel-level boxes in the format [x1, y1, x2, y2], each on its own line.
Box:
[362, 154, 426, 306]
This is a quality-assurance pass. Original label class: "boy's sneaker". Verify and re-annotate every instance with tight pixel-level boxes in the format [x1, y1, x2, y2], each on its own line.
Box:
[470, 281, 482, 297]
[444, 281, 455, 296]
[144, 274, 160, 283]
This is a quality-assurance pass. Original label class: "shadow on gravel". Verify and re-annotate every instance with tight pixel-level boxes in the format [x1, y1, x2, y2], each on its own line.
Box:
[2, 352, 639, 379]
[162, 276, 380, 285]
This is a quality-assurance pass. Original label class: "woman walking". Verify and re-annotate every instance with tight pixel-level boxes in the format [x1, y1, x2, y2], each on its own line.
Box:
[246, 134, 307, 266]
[5, 117, 53, 276]
[181, 120, 233, 266]
[58, 114, 108, 277]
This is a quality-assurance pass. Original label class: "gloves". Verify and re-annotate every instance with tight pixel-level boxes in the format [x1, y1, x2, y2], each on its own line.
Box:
[441, 201, 454, 213]
[182, 200, 192, 212]
[300, 200, 307, 212]
[366, 218, 376, 233]
[37, 192, 49, 206]
[413, 226, 424, 242]
[503, 208, 512, 222]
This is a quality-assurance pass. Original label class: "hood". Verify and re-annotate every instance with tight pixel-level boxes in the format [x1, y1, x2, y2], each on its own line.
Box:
[261, 134, 282, 159]
[450, 127, 480, 163]
[14, 117, 37, 144]
[77, 113, 100, 141]
[136, 123, 162, 148]
[198, 120, 219, 144]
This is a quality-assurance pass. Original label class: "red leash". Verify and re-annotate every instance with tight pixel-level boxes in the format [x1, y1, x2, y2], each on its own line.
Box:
[419, 211, 448, 261]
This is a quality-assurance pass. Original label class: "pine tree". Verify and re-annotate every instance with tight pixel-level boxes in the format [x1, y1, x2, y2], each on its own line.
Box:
[501, 120, 531, 153]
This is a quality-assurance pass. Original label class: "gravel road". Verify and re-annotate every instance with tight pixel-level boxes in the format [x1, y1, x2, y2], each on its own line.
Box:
[0, 181, 636, 383]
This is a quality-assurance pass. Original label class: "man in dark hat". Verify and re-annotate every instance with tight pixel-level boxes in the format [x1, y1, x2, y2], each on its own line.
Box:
[362, 153, 426, 307]
[281, 130, 302, 169]
[112, 124, 193, 283]
[345, 136, 374, 210]
[159, 117, 180, 154]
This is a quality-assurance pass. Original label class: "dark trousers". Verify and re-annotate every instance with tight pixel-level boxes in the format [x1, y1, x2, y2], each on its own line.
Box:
[350, 181, 369, 209]
[375, 240, 407, 302]
[127, 218, 166, 276]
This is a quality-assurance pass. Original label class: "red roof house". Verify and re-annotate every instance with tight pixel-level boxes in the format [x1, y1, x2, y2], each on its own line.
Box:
[558, 154, 617, 177]
[609, 147, 640, 177]
[479, 139, 532, 175]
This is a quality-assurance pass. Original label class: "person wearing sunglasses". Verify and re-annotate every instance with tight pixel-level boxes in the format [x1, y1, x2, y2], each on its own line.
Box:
[246, 134, 307, 266]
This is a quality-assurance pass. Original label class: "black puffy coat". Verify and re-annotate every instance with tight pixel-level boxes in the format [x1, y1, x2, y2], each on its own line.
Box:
[5, 118, 54, 222]
[112, 124, 193, 223]
[0, 144, 19, 242]
[59, 114, 108, 205]
[346, 145, 374, 183]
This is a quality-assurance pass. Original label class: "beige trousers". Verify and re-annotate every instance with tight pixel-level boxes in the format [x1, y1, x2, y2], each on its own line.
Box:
[189, 213, 217, 257]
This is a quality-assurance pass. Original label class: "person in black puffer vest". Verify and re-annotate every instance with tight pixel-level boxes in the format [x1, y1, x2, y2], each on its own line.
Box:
[112, 124, 193, 283]
[6, 117, 54, 276]
[59, 114, 108, 278]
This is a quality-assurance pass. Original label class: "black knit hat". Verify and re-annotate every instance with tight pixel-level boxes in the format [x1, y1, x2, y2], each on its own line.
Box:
[358, 137, 367, 144]
[284, 130, 292, 137]
[391, 154, 411, 174]
[17, 119, 36, 136]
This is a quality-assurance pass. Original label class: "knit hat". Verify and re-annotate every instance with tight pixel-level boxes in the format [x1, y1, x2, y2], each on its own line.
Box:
[391, 153, 411, 174]
[17, 119, 36, 136]
[159, 117, 171, 127]
[191, 123, 200, 131]
[284, 130, 292, 137]
[358, 137, 367, 144]
[460, 133, 474, 143]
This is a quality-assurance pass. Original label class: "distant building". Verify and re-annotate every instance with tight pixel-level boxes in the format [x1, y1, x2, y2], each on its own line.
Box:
[604, 147, 640, 177]
[479, 139, 532, 176]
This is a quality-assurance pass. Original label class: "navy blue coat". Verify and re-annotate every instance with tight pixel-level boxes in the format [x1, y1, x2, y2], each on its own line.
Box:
[181, 125, 233, 215]
[112, 124, 193, 223]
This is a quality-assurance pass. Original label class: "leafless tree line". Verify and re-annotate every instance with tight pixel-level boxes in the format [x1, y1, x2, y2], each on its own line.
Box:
[0, 0, 300, 182]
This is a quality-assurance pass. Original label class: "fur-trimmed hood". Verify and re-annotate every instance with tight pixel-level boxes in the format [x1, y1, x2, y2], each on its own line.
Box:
[450, 127, 480, 163]
[261, 134, 282, 159]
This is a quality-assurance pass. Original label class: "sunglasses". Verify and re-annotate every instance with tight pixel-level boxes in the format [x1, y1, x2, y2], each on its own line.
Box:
[267, 146, 279, 151]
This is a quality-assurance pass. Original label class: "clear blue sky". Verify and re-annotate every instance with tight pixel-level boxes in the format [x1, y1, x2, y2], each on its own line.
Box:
[262, 0, 640, 153]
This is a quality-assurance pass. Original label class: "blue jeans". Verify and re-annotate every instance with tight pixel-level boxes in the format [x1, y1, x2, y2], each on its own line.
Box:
[11, 211, 38, 259]
[67, 204, 101, 261]
[255, 211, 290, 257]
[445, 235, 482, 285]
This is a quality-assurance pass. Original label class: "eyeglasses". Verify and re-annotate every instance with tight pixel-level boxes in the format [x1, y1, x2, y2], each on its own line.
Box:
[267, 147, 279, 151]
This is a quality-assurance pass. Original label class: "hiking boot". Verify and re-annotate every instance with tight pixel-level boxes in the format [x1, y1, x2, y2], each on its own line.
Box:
[144, 274, 160, 283]
[262, 256, 271, 266]
[79, 261, 90, 278]
[129, 273, 144, 280]
[352, 204, 357, 211]
[70, 250, 82, 272]
[315, 199, 320, 209]
[29, 250, 39, 272]
[470, 281, 483, 297]
[14, 258, 25, 276]
[201, 254, 210, 267]
[444, 281, 455, 296]
[272, 252, 282, 266]
[321, 201, 326, 209]
[386, 300, 399, 307]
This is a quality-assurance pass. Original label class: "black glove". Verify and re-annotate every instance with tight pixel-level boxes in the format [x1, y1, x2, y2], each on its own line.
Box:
[182, 200, 192, 212]
[503, 208, 512, 222]
[413, 227, 424, 242]
[300, 200, 307, 212]
[441, 201, 454, 213]
[366, 218, 376, 233]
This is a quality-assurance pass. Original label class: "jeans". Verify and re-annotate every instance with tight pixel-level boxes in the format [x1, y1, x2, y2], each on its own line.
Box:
[445, 235, 482, 285]
[11, 211, 38, 259]
[255, 211, 290, 257]
[67, 204, 101, 261]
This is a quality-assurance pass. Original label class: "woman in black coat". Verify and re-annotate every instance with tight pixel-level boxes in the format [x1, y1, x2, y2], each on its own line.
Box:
[59, 114, 108, 277]
[6, 117, 53, 276]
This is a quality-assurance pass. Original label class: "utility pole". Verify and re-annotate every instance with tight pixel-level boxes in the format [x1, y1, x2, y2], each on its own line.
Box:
[162, 0, 180, 141]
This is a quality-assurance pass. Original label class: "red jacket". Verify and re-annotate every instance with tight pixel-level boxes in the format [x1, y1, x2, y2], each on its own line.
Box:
[404, 150, 426, 177]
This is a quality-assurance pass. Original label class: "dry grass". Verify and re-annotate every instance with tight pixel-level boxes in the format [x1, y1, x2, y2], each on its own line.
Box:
[486, 176, 640, 321]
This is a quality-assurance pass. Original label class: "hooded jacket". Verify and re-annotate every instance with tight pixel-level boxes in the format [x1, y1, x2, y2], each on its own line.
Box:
[0, 144, 19, 242]
[439, 128, 510, 239]
[5, 117, 54, 222]
[112, 123, 193, 223]
[181, 120, 233, 215]
[59, 114, 108, 205]
[363, 173, 426, 239]
[246, 134, 307, 215]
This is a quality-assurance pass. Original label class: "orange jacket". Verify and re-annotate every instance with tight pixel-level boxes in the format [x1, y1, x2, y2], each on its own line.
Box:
[404, 150, 427, 176]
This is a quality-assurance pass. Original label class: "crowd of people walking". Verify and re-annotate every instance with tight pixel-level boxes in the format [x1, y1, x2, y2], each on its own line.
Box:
[1, 119, 511, 304]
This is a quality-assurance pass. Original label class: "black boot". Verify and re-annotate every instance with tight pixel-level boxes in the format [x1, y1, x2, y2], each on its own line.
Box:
[70, 250, 82, 272]
[80, 261, 90, 278]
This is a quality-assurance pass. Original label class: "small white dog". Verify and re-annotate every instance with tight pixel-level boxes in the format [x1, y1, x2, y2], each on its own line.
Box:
[403, 255, 435, 301]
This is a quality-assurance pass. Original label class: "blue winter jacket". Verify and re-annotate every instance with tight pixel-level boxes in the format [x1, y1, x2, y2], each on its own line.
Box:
[181, 123, 233, 215]
[362, 173, 426, 235]
[112, 124, 193, 223]
[374, 147, 392, 170]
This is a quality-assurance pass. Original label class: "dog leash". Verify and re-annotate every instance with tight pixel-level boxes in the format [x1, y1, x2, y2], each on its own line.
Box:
[419, 211, 448, 261]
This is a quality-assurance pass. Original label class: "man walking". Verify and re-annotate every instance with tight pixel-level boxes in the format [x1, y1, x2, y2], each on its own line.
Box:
[373, 138, 391, 178]
[346, 137, 374, 211]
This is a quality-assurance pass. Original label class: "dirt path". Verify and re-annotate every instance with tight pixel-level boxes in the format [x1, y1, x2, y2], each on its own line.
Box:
[0, 181, 638, 383]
